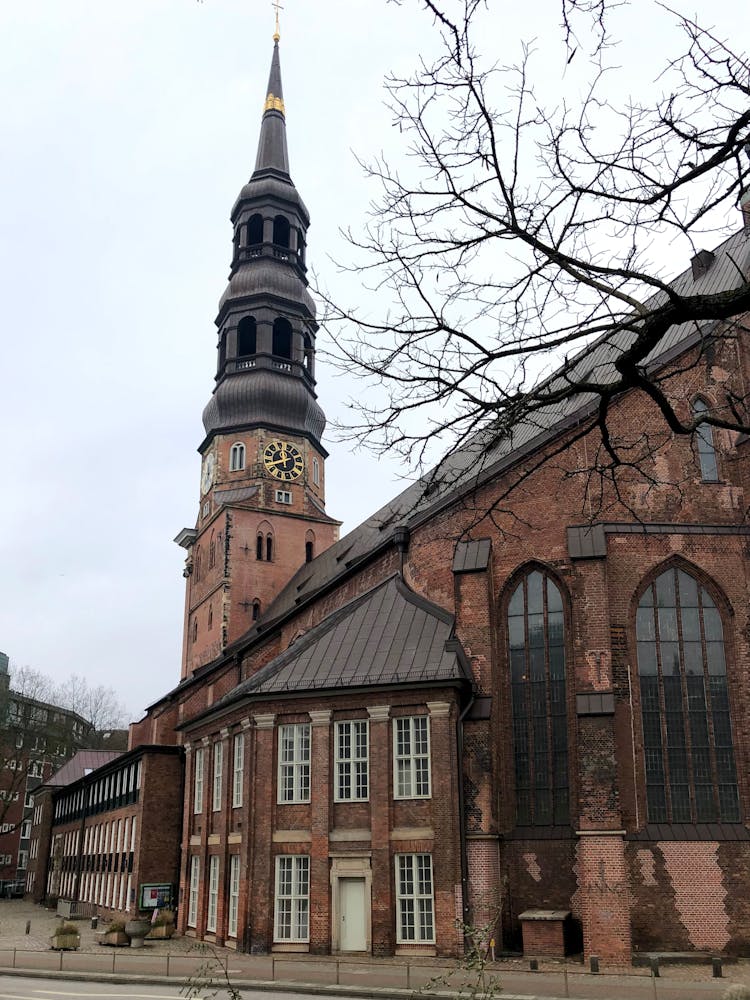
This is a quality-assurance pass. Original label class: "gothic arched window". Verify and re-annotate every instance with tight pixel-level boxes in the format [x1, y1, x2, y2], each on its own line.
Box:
[636, 566, 740, 823]
[256, 534, 264, 561]
[237, 317, 257, 357]
[693, 398, 719, 482]
[507, 568, 569, 826]
[252, 600, 260, 621]
[266, 533, 274, 562]
[229, 442, 245, 472]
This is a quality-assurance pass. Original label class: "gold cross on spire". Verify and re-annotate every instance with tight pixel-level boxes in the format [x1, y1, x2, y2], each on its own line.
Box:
[272, 0, 284, 42]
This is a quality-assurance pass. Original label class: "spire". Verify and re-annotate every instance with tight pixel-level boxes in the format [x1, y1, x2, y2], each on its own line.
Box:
[254, 37, 289, 176]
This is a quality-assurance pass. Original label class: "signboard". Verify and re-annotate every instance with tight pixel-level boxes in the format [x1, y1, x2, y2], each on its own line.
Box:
[139, 883, 173, 910]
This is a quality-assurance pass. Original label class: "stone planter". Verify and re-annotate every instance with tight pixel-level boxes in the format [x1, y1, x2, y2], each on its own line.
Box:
[124, 918, 151, 948]
[147, 923, 175, 939]
[50, 932, 80, 951]
[101, 930, 130, 946]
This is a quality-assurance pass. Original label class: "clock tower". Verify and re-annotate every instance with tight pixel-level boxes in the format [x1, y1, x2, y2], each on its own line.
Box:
[176, 32, 340, 680]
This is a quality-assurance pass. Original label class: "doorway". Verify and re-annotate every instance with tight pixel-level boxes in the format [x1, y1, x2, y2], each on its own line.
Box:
[339, 877, 367, 951]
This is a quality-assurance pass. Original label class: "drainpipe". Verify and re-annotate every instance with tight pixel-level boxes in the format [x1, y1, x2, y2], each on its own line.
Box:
[392, 526, 410, 574]
[457, 690, 476, 946]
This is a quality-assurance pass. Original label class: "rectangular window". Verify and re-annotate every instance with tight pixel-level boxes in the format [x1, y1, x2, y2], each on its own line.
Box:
[20, 819, 31, 840]
[396, 854, 435, 943]
[394, 717, 431, 798]
[17, 849, 28, 869]
[193, 747, 205, 814]
[207, 855, 219, 933]
[232, 733, 244, 808]
[278, 724, 310, 803]
[275, 490, 293, 505]
[335, 720, 369, 801]
[188, 856, 200, 927]
[212, 741, 223, 812]
[274, 855, 310, 942]
[228, 854, 240, 938]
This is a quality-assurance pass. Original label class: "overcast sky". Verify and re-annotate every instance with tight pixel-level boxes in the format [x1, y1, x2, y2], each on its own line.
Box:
[0, 0, 744, 722]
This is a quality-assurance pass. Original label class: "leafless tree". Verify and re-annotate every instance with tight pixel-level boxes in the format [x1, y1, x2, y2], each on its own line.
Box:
[322, 0, 750, 509]
[0, 667, 128, 841]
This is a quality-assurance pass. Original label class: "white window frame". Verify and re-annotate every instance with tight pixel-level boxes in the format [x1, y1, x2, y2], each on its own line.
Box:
[275, 489, 293, 505]
[193, 747, 205, 814]
[20, 819, 31, 840]
[395, 854, 435, 943]
[393, 716, 431, 799]
[229, 441, 246, 472]
[232, 733, 245, 808]
[188, 856, 200, 927]
[312, 457, 320, 486]
[278, 724, 310, 803]
[228, 854, 240, 938]
[334, 720, 369, 802]
[207, 855, 219, 933]
[274, 855, 310, 942]
[212, 741, 223, 812]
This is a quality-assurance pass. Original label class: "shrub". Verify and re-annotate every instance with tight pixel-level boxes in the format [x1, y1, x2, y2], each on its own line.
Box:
[55, 922, 79, 936]
[106, 921, 126, 933]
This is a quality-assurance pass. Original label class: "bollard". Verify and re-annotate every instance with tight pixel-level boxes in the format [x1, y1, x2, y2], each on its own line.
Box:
[563, 962, 569, 998]
[590, 955, 600, 974]
[25, 920, 31, 935]
[712, 957, 723, 978]
[529, 958, 539, 972]
[91, 916, 98, 930]
[650, 956, 660, 977]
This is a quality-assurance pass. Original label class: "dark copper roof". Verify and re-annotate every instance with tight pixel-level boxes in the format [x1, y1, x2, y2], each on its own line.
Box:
[206, 575, 470, 713]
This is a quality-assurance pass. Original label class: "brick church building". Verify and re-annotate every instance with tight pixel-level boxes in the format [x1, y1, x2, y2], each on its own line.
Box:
[37, 30, 750, 963]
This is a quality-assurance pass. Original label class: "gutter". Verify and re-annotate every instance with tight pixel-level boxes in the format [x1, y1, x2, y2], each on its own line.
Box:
[456, 689, 476, 942]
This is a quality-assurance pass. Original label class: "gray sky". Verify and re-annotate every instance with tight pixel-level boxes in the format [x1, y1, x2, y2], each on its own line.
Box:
[0, 1, 743, 721]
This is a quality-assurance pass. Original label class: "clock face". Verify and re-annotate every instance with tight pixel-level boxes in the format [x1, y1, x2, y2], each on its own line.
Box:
[200, 452, 215, 495]
[263, 440, 304, 481]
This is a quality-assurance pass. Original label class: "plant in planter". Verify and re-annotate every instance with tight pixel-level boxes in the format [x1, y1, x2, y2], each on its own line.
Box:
[101, 920, 130, 947]
[50, 921, 80, 951]
[147, 910, 176, 940]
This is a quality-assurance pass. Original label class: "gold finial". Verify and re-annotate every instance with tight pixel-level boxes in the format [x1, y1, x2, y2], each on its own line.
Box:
[272, 0, 283, 42]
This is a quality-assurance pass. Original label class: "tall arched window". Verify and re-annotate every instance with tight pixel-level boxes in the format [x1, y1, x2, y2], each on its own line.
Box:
[247, 213, 263, 246]
[256, 534, 264, 561]
[208, 533, 216, 569]
[507, 568, 568, 826]
[266, 533, 274, 562]
[272, 318, 293, 359]
[636, 566, 739, 823]
[693, 398, 719, 482]
[229, 442, 245, 472]
[237, 317, 257, 357]
[208, 605, 213, 630]
[252, 600, 260, 621]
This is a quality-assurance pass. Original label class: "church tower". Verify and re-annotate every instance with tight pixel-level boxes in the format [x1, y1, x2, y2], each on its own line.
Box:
[176, 31, 340, 680]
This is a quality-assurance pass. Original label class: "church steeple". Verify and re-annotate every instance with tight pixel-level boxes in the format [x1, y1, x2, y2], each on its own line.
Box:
[178, 31, 339, 682]
[201, 33, 325, 451]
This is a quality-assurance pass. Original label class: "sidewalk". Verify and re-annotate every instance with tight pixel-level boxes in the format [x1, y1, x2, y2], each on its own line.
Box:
[0, 899, 748, 1000]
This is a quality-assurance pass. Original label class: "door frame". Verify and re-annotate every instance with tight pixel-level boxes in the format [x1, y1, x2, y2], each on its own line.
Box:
[330, 855, 372, 953]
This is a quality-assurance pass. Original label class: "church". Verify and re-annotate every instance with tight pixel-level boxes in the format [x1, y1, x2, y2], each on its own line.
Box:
[30, 28, 750, 964]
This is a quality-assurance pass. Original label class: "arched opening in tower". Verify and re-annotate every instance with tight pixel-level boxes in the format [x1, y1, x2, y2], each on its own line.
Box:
[237, 317, 257, 356]
[272, 318, 293, 360]
[273, 214, 291, 249]
[247, 213, 263, 246]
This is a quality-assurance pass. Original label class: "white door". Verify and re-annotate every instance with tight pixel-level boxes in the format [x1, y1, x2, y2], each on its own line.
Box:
[339, 877, 367, 951]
